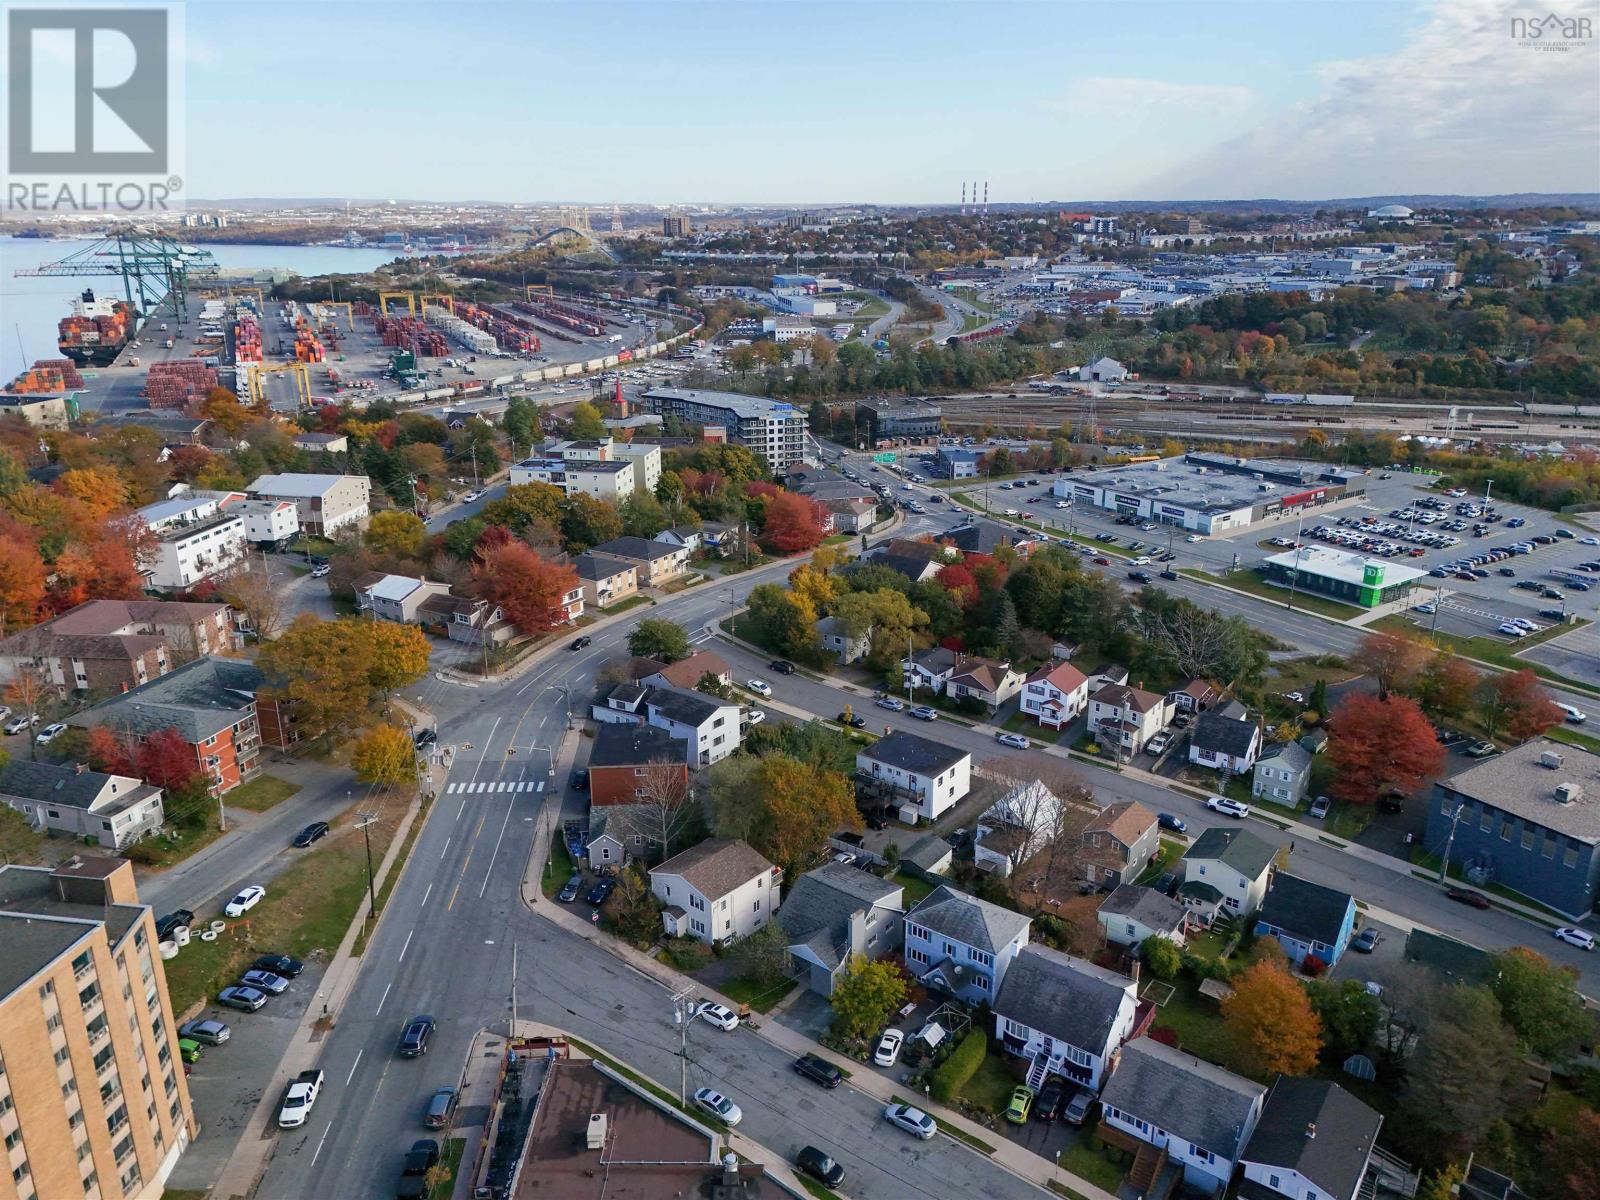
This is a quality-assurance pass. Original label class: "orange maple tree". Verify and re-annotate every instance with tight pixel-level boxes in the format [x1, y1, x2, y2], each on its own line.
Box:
[471, 542, 580, 635]
[1220, 958, 1323, 1077]
[1326, 692, 1445, 805]
[759, 492, 825, 554]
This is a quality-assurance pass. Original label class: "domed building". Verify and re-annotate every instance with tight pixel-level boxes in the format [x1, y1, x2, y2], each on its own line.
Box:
[1367, 204, 1415, 219]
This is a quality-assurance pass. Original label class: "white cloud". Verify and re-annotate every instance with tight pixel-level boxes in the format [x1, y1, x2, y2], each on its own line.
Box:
[1143, 0, 1600, 198]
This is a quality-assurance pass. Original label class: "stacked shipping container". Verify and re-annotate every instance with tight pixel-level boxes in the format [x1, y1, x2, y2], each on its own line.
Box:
[143, 360, 218, 410]
[5, 359, 86, 394]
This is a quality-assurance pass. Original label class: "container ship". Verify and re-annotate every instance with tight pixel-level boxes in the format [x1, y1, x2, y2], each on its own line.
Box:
[57, 290, 139, 367]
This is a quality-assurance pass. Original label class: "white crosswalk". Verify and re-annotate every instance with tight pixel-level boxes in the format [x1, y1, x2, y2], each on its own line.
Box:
[445, 780, 540, 795]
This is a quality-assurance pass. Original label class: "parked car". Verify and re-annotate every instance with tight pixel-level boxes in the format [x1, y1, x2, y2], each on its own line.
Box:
[3, 714, 38, 735]
[795, 1146, 846, 1189]
[909, 706, 938, 721]
[1554, 927, 1596, 951]
[1036, 1077, 1066, 1122]
[571, 768, 589, 790]
[154, 909, 195, 941]
[585, 878, 616, 906]
[178, 1019, 230, 1045]
[875, 696, 906, 711]
[1145, 730, 1173, 755]
[1061, 1087, 1094, 1126]
[397, 1015, 436, 1057]
[742, 709, 766, 726]
[996, 732, 1030, 749]
[310, 564, 331, 579]
[35, 722, 67, 745]
[252, 953, 304, 978]
[1445, 887, 1491, 910]
[793, 1053, 842, 1088]
[424, 1087, 458, 1129]
[1156, 812, 1187, 833]
[217, 986, 267, 1012]
[768, 660, 795, 675]
[569, 636, 592, 651]
[694, 1087, 742, 1126]
[745, 679, 772, 697]
[1464, 740, 1499, 758]
[697, 1002, 740, 1031]
[885, 1102, 938, 1139]
[1308, 796, 1331, 819]
[1351, 927, 1381, 954]
[292, 822, 330, 848]
[223, 885, 265, 917]
[557, 877, 581, 903]
[277, 1068, 324, 1129]
[1004, 1087, 1035, 1125]
[873, 1029, 904, 1067]
[837, 712, 867, 729]
[1205, 796, 1249, 819]
[239, 969, 290, 995]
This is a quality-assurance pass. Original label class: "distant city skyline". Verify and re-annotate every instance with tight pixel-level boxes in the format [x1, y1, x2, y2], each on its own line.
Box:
[176, 0, 1599, 205]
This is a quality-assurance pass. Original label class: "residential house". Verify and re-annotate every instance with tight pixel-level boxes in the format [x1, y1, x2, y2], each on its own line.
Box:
[354, 573, 454, 624]
[1403, 928, 1498, 987]
[942, 522, 1034, 559]
[904, 885, 1031, 1005]
[1423, 739, 1600, 920]
[246, 472, 371, 536]
[573, 554, 639, 610]
[0, 598, 233, 695]
[134, 494, 248, 590]
[226, 497, 300, 547]
[652, 526, 703, 553]
[1178, 827, 1277, 924]
[1253, 741, 1314, 807]
[650, 838, 782, 945]
[1097, 885, 1189, 949]
[974, 779, 1069, 878]
[69, 655, 282, 793]
[587, 536, 691, 587]
[779, 862, 905, 996]
[1076, 800, 1161, 890]
[815, 616, 872, 665]
[860, 540, 946, 585]
[0, 760, 164, 851]
[292, 431, 349, 455]
[1098, 1039, 1266, 1196]
[1189, 704, 1263, 775]
[1254, 873, 1357, 969]
[641, 650, 732, 693]
[993, 944, 1140, 1091]
[1021, 661, 1089, 730]
[416, 593, 516, 645]
[1088, 683, 1172, 757]
[1088, 664, 1130, 691]
[585, 804, 656, 869]
[855, 731, 971, 823]
[946, 658, 1025, 710]
[1168, 679, 1220, 716]
[903, 646, 961, 695]
[586, 722, 688, 808]
[1238, 1077, 1383, 1200]
[592, 683, 742, 766]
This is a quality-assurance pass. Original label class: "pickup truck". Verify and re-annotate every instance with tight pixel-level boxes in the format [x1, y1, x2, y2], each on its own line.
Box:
[277, 1069, 324, 1128]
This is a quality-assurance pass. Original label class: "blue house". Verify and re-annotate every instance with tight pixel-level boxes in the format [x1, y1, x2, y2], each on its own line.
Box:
[903, 885, 1030, 1005]
[1253, 872, 1356, 969]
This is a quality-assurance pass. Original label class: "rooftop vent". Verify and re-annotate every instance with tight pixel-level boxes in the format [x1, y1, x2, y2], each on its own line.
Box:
[1556, 782, 1583, 805]
[585, 1113, 607, 1150]
[1540, 750, 1565, 771]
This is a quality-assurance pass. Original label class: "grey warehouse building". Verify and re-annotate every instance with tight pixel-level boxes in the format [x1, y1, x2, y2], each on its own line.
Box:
[1052, 452, 1362, 535]
[859, 400, 943, 444]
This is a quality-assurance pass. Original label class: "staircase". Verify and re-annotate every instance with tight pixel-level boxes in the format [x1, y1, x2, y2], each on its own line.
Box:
[1128, 1141, 1170, 1196]
[1026, 1050, 1052, 1090]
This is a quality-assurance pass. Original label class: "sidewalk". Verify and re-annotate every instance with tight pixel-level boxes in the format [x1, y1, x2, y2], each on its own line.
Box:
[519, 769, 1095, 1200]
[206, 757, 445, 1199]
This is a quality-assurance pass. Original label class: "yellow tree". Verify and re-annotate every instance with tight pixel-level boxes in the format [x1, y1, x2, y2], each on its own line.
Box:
[365, 511, 426, 559]
[788, 561, 838, 617]
[1220, 959, 1323, 1077]
[359, 622, 431, 696]
[351, 724, 415, 788]
[55, 467, 129, 518]
[752, 754, 861, 874]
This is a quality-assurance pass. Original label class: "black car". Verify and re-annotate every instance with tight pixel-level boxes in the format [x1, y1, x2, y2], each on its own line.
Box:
[1159, 570, 1179, 581]
[837, 712, 867, 729]
[1446, 887, 1491, 910]
[865, 813, 887, 831]
[403, 1139, 441, 1179]
[154, 909, 195, 941]
[1153, 871, 1179, 897]
[413, 728, 438, 750]
[585, 879, 616, 906]
[1036, 1077, 1066, 1123]
[292, 822, 330, 848]
[557, 877, 582, 903]
[397, 1015, 435, 1058]
[1542, 588, 1565, 600]
[1157, 812, 1187, 833]
[768, 659, 796, 675]
[1540, 608, 1567, 620]
[796, 1146, 846, 1188]
[793, 1053, 842, 1088]
[252, 953, 304, 978]
[569, 636, 592, 651]
[1497, 566, 1516, 577]
[1128, 570, 1153, 584]
[571, 768, 589, 791]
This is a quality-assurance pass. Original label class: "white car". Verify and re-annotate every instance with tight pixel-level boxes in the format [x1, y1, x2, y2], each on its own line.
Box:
[874, 1028, 904, 1067]
[875, 696, 905, 711]
[35, 722, 67, 745]
[1186, 534, 1202, 543]
[1205, 796, 1249, 819]
[995, 732, 1030, 749]
[1002, 508, 1019, 517]
[742, 709, 766, 726]
[3, 714, 37, 735]
[1582, 536, 1600, 546]
[1132, 555, 1153, 565]
[1055, 501, 1069, 509]
[1414, 602, 1437, 614]
[1554, 927, 1596, 951]
[310, 564, 331, 579]
[883, 1102, 937, 1140]
[223, 885, 266, 917]
[745, 679, 772, 697]
[1558, 703, 1588, 724]
[1497, 622, 1527, 637]
[696, 1002, 740, 1031]
[693, 1087, 742, 1126]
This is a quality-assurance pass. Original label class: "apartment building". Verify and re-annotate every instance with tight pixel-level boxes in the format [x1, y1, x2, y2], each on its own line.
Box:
[245, 474, 371, 537]
[133, 497, 247, 592]
[643, 388, 809, 471]
[509, 437, 662, 501]
[0, 858, 198, 1200]
[572, 555, 639, 610]
[224, 499, 300, 547]
[0, 599, 232, 696]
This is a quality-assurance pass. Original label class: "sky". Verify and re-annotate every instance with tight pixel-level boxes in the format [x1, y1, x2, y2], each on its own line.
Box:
[177, 0, 1600, 204]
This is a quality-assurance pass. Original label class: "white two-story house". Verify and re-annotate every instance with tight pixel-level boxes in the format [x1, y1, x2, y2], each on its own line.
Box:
[591, 682, 742, 766]
[1099, 1038, 1266, 1196]
[1178, 827, 1277, 925]
[1088, 683, 1172, 757]
[855, 731, 971, 823]
[993, 943, 1140, 1092]
[649, 838, 782, 946]
[903, 886, 1030, 1006]
[1020, 661, 1090, 730]
[902, 646, 960, 695]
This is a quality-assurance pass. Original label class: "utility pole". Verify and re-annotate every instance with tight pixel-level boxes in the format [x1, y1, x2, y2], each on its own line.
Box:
[356, 812, 380, 920]
[471, 444, 480, 488]
[510, 942, 518, 1035]
[905, 632, 914, 706]
[1438, 803, 1466, 884]
[671, 987, 696, 1105]
[1284, 511, 1307, 613]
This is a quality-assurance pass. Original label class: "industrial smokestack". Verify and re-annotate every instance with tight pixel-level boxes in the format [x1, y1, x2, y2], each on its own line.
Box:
[983, 181, 989, 215]
[960, 182, 966, 215]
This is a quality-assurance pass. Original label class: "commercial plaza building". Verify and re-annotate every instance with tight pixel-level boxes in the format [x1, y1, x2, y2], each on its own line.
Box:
[1052, 452, 1361, 535]
[642, 388, 809, 471]
[1259, 545, 1426, 608]
[0, 858, 197, 1200]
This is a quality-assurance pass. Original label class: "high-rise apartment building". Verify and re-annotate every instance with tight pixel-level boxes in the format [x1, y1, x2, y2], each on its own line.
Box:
[642, 388, 809, 472]
[0, 859, 197, 1200]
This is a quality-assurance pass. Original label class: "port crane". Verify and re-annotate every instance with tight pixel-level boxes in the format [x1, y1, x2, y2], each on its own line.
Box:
[13, 230, 219, 323]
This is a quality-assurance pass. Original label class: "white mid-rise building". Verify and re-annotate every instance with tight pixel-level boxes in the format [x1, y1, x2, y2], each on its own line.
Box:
[135, 496, 248, 590]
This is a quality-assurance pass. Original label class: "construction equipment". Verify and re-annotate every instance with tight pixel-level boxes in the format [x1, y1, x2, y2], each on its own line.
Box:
[315, 300, 354, 330]
[377, 290, 417, 317]
[15, 230, 219, 324]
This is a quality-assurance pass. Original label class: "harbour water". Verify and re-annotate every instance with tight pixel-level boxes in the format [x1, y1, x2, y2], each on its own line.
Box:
[0, 237, 401, 381]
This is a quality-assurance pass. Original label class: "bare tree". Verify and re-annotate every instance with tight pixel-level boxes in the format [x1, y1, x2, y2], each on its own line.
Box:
[976, 757, 1066, 877]
[219, 564, 289, 642]
[1132, 602, 1240, 682]
[625, 760, 699, 859]
[5, 667, 53, 762]
[980, 757, 1097, 896]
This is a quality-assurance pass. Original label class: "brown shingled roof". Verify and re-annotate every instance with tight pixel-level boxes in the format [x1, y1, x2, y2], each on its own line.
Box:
[649, 838, 775, 900]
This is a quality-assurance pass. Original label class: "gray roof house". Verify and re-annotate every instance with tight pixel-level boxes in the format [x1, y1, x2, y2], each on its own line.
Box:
[1239, 1077, 1383, 1200]
[815, 615, 872, 665]
[1178, 827, 1278, 923]
[1253, 740, 1314, 806]
[1096, 884, 1189, 948]
[779, 862, 904, 996]
[904, 885, 1030, 1005]
[1099, 1038, 1267, 1195]
[1189, 708, 1263, 775]
[0, 761, 164, 851]
[993, 944, 1140, 1091]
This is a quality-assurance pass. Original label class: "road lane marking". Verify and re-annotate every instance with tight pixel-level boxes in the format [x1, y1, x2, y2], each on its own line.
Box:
[457, 715, 502, 816]
[310, 1126, 330, 1166]
[375, 981, 392, 1015]
[345, 1049, 363, 1085]
[447, 782, 461, 794]
[440, 836, 451, 859]
[420, 882, 433, 906]
[478, 790, 518, 898]
[398, 930, 414, 962]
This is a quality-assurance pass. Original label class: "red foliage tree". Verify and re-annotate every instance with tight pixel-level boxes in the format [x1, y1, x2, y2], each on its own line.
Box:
[0, 534, 47, 632]
[134, 727, 203, 794]
[471, 542, 581, 635]
[473, 523, 515, 561]
[759, 492, 825, 554]
[1326, 693, 1445, 805]
[1487, 669, 1563, 742]
[744, 480, 781, 499]
[934, 562, 978, 605]
[85, 727, 133, 776]
[166, 444, 214, 483]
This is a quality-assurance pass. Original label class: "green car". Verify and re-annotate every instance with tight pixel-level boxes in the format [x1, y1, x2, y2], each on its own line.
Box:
[1005, 1086, 1034, 1125]
[178, 1038, 202, 1065]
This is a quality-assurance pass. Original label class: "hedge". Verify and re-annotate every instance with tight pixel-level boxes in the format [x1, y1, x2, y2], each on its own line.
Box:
[929, 1028, 988, 1103]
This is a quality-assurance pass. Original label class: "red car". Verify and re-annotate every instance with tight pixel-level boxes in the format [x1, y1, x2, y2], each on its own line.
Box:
[1093, 556, 1111, 566]
[1445, 887, 1491, 910]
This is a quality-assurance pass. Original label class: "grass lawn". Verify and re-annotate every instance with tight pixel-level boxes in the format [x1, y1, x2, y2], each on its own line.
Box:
[1135, 838, 1185, 883]
[1185, 928, 1232, 961]
[1145, 977, 1253, 1077]
[353, 796, 431, 956]
[956, 1053, 1016, 1115]
[795, 1175, 841, 1200]
[892, 871, 938, 906]
[223, 774, 299, 813]
[718, 975, 798, 1013]
[601, 594, 651, 616]
[1193, 569, 1365, 621]
[161, 1191, 209, 1200]
[1548, 725, 1600, 754]
[429, 1137, 466, 1199]
[1324, 799, 1374, 841]
[542, 837, 576, 899]
[1371, 614, 1600, 694]
[1267, 654, 1354, 694]
[129, 817, 228, 870]
[161, 803, 406, 1014]
[1058, 1139, 1128, 1193]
